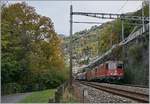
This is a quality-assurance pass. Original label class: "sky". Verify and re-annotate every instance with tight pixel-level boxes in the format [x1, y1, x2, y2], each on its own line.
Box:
[7, 1, 142, 36]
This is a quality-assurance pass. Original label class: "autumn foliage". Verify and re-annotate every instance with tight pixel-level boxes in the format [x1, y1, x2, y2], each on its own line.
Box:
[1, 3, 68, 94]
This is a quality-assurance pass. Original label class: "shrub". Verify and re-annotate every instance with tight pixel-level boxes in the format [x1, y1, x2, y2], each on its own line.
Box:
[2, 83, 21, 95]
[128, 43, 142, 63]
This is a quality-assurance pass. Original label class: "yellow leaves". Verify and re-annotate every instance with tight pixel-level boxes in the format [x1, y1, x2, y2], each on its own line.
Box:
[2, 2, 67, 90]
[98, 23, 120, 55]
[29, 31, 65, 73]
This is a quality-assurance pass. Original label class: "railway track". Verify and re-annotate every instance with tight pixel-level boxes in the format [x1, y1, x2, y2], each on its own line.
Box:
[79, 81, 149, 103]
[106, 82, 149, 88]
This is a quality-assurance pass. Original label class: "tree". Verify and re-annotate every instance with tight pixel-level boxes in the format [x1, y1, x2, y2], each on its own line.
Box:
[2, 2, 67, 94]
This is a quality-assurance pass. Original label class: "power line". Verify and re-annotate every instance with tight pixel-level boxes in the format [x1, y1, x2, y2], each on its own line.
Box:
[117, 0, 128, 13]
[1, 0, 9, 7]
[135, 3, 142, 11]
[85, 23, 149, 69]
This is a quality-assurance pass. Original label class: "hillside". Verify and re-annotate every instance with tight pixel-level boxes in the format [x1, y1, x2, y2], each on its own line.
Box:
[62, 2, 149, 86]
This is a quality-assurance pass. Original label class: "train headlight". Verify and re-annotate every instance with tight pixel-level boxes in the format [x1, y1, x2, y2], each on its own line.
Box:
[114, 70, 117, 75]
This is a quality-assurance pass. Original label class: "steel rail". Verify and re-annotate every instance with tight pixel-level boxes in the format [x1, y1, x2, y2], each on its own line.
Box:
[106, 82, 149, 88]
[79, 81, 149, 103]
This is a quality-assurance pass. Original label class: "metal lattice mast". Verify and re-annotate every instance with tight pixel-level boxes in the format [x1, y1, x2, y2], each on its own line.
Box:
[69, 5, 73, 86]
[142, 1, 145, 32]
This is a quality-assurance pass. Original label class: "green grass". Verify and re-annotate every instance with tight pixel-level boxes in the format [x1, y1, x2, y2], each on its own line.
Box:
[20, 89, 56, 103]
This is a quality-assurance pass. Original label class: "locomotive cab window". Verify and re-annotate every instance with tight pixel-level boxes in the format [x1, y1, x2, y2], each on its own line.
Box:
[106, 63, 108, 69]
[117, 63, 123, 69]
[108, 62, 117, 70]
[95, 67, 98, 71]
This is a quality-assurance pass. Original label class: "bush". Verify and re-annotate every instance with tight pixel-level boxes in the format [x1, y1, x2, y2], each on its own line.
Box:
[124, 41, 149, 86]
[128, 43, 142, 63]
[2, 83, 21, 95]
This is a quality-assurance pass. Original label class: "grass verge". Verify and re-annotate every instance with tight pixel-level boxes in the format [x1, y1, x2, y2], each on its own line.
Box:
[20, 89, 55, 103]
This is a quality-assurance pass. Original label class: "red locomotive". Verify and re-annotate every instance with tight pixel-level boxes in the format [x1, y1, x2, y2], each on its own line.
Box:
[76, 60, 124, 82]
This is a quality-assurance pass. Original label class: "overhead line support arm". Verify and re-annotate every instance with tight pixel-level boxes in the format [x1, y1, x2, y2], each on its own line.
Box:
[72, 12, 149, 22]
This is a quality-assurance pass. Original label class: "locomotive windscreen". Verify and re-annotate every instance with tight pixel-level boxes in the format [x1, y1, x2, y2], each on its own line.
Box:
[117, 63, 123, 68]
[108, 62, 117, 69]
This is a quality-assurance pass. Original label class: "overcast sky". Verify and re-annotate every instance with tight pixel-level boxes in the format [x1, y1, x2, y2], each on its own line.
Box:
[8, 1, 142, 36]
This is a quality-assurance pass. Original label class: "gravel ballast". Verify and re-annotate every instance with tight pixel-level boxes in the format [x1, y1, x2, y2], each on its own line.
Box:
[73, 81, 149, 103]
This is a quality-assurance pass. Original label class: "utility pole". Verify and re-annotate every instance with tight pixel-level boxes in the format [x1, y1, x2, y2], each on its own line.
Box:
[142, 1, 147, 86]
[110, 24, 113, 48]
[142, 1, 145, 32]
[121, 18, 125, 62]
[121, 20, 124, 42]
[98, 32, 100, 56]
[69, 5, 73, 87]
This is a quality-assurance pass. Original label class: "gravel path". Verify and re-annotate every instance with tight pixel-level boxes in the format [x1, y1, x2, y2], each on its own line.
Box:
[1, 92, 32, 103]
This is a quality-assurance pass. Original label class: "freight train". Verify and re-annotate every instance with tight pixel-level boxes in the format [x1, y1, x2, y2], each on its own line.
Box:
[75, 60, 124, 82]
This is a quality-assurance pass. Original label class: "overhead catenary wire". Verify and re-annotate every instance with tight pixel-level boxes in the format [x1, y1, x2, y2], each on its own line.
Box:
[1, 0, 9, 8]
[135, 2, 143, 11]
[117, 0, 128, 13]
